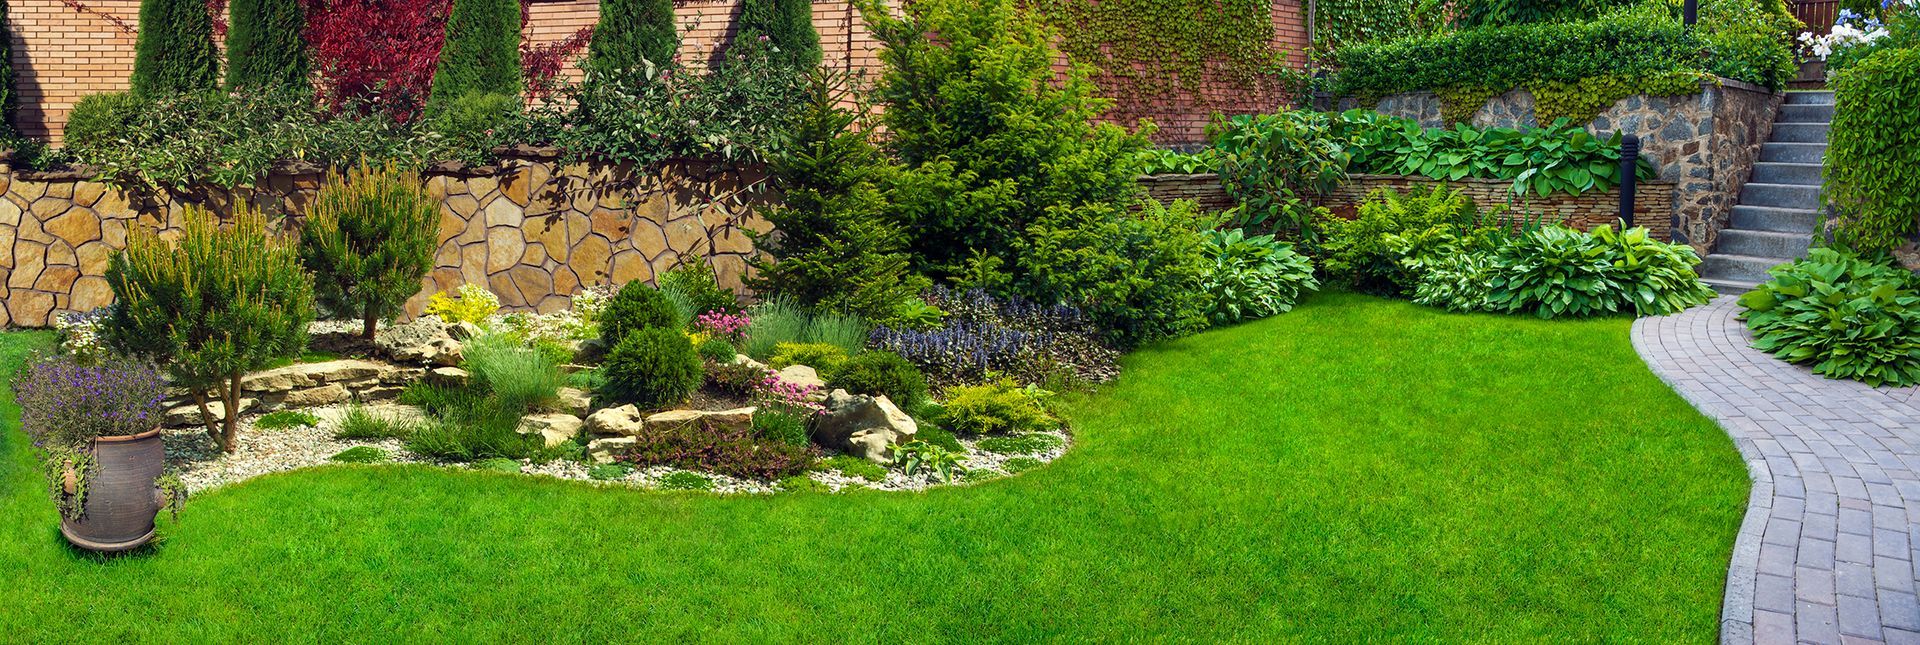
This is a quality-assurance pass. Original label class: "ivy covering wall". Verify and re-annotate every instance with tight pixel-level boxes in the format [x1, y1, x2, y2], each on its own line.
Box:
[1022, 0, 1293, 117]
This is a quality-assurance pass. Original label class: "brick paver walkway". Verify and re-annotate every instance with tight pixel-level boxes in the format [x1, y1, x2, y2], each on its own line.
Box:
[1633, 297, 1920, 644]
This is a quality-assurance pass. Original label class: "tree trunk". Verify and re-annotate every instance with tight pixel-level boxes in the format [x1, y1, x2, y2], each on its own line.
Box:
[192, 390, 221, 446]
[362, 304, 379, 340]
[219, 374, 242, 453]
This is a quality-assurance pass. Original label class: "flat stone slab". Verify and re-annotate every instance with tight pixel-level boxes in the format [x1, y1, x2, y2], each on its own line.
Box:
[1633, 297, 1920, 644]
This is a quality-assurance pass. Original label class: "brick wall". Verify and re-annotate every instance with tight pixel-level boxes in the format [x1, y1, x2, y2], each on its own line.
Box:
[8, 0, 1302, 145]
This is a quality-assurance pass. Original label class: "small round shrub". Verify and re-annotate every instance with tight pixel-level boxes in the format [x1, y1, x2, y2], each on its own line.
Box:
[941, 381, 1056, 435]
[64, 92, 144, 150]
[598, 326, 703, 409]
[599, 280, 683, 346]
[697, 336, 738, 363]
[829, 350, 928, 404]
[752, 408, 811, 448]
[767, 342, 848, 373]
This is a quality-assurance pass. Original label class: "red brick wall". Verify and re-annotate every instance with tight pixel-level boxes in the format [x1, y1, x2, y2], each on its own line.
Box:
[8, 0, 1305, 145]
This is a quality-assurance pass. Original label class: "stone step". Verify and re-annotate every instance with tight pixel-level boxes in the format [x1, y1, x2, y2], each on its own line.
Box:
[1777, 103, 1834, 124]
[1703, 277, 1763, 296]
[1714, 229, 1811, 259]
[1750, 162, 1824, 186]
[1729, 205, 1821, 234]
[1769, 122, 1829, 144]
[1700, 253, 1790, 284]
[1739, 182, 1822, 211]
[1784, 90, 1835, 105]
[1759, 142, 1826, 164]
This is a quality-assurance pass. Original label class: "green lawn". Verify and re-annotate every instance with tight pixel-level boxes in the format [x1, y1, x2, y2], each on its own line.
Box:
[0, 293, 1748, 641]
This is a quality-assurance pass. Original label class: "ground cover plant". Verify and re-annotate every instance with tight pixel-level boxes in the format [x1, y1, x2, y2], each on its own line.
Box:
[0, 294, 1746, 639]
[1738, 248, 1920, 386]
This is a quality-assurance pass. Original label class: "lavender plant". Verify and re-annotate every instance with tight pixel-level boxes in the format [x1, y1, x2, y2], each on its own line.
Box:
[13, 353, 170, 519]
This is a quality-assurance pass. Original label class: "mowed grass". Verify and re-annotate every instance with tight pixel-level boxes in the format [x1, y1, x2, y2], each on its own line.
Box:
[0, 293, 1748, 641]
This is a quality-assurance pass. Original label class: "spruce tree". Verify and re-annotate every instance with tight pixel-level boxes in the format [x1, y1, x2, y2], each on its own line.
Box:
[130, 0, 220, 96]
[428, 0, 523, 112]
[733, 0, 820, 70]
[589, 0, 679, 73]
[226, 0, 309, 92]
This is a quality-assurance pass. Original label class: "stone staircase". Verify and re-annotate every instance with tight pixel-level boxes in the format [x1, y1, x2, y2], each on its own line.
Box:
[1698, 90, 1831, 294]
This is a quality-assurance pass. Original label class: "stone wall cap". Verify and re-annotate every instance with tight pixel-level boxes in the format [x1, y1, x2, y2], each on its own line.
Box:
[1710, 76, 1776, 97]
[1345, 173, 1674, 187]
[1137, 172, 1221, 182]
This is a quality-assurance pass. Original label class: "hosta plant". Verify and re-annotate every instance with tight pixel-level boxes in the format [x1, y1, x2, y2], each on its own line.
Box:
[1737, 249, 1920, 387]
[1486, 223, 1713, 319]
[895, 440, 966, 483]
[1199, 228, 1319, 324]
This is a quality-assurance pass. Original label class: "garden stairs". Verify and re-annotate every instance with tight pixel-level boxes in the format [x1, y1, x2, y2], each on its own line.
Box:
[1697, 90, 1833, 295]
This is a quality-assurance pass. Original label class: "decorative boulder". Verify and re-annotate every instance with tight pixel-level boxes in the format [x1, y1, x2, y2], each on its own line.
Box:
[574, 337, 608, 364]
[644, 408, 757, 434]
[584, 404, 645, 437]
[813, 389, 917, 464]
[375, 317, 454, 362]
[731, 354, 768, 372]
[282, 383, 351, 407]
[775, 364, 825, 391]
[643, 409, 704, 429]
[587, 436, 636, 464]
[426, 366, 471, 388]
[519, 413, 584, 448]
[447, 321, 483, 341]
[241, 359, 392, 393]
[554, 387, 592, 416]
[164, 398, 258, 428]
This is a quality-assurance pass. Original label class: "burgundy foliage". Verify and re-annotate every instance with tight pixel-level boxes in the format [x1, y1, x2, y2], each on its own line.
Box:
[615, 420, 817, 481]
[302, 0, 452, 121]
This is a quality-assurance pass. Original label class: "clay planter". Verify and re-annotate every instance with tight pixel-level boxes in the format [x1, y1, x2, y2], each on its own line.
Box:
[58, 428, 166, 553]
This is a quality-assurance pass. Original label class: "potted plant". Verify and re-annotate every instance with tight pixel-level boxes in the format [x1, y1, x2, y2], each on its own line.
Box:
[14, 353, 179, 552]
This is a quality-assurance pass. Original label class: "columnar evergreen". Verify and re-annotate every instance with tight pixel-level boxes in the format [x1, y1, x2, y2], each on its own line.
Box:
[226, 0, 309, 92]
[130, 0, 220, 96]
[733, 0, 820, 70]
[0, 0, 15, 135]
[428, 0, 523, 111]
[589, 0, 680, 73]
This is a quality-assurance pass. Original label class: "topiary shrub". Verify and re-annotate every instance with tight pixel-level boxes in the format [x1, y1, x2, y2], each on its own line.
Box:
[1825, 46, 1920, 253]
[829, 350, 929, 404]
[598, 326, 703, 409]
[130, 0, 220, 96]
[1738, 248, 1920, 387]
[590, 0, 679, 73]
[599, 280, 684, 347]
[103, 205, 315, 453]
[299, 163, 439, 339]
[225, 0, 308, 92]
[427, 0, 522, 112]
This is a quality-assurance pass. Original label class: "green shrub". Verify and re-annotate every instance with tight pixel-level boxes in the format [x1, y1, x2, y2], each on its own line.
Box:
[1208, 110, 1350, 230]
[254, 410, 320, 430]
[330, 446, 391, 464]
[1454, 0, 1639, 27]
[225, 0, 308, 92]
[600, 280, 684, 346]
[103, 206, 314, 453]
[1328, 113, 1657, 197]
[697, 336, 738, 363]
[828, 350, 928, 404]
[915, 424, 965, 453]
[941, 380, 1057, 436]
[590, 0, 679, 72]
[748, 71, 930, 324]
[1400, 228, 1512, 312]
[1018, 200, 1214, 348]
[752, 408, 811, 448]
[977, 433, 1064, 455]
[1485, 223, 1714, 318]
[731, 0, 820, 70]
[1318, 186, 1480, 296]
[462, 332, 564, 413]
[1738, 249, 1920, 387]
[1200, 228, 1320, 325]
[428, 92, 520, 165]
[299, 163, 439, 339]
[1826, 46, 1920, 253]
[598, 327, 703, 409]
[334, 405, 416, 440]
[63, 92, 143, 148]
[768, 342, 848, 373]
[818, 455, 887, 482]
[131, 0, 220, 96]
[658, 263, 740, 315]
[428, 0, 522, 112]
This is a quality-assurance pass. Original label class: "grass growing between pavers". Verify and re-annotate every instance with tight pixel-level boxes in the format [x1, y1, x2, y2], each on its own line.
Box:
[0, 294, 1747, 641]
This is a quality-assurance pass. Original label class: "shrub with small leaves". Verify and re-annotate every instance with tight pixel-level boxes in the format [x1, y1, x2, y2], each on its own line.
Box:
[426, 283, 501, 324]
[617, 420, 814, 481]
[941, 380, 1057, 436]
[768, 342, 848, 373]
[828, 350, 928, 404]
[299, 163, 439, 339]
[598, 326, 704, 409]
[600, 281, 685, 347]
[697, 336, 739, 363]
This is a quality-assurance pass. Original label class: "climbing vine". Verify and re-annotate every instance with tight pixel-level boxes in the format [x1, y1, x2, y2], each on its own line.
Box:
[1022, 0, 1295, 120]
[1310, 0, 1448, 54]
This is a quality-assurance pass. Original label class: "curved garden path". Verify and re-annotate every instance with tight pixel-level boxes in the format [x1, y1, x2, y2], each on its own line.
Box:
[1634, 296, 1920, 645]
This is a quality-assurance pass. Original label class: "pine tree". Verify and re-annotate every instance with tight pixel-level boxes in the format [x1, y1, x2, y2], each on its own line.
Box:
[130, 0, 220, 96]
[428, 0, 522, 112]
[299, 164, 441, 340]
[732, 0, 820, 70]
[226, 0, 309, 92]
[589, 0, 679, 73]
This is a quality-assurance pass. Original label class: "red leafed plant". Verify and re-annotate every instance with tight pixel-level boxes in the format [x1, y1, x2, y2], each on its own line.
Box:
[302, 0, 452, 122]
[523, 25, 593, 100]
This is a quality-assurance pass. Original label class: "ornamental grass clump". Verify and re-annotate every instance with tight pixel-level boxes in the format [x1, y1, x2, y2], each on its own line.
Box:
[299, 163, 439, 339]
[104, 206, 315, 453]
[14, 354, 170, 519]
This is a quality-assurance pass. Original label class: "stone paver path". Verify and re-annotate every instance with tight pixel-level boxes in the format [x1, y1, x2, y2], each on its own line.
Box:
[1633, 297, 1920, 644]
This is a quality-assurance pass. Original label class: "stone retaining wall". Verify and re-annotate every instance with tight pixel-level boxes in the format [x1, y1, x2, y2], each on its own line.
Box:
[1365, 78, 1780, 253]
[0, 149, 773, 328]
[1138, 173, 1239, 213]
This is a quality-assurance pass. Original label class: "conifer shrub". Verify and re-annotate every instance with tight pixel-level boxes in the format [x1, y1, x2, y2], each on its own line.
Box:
[225, 0, 308, 92]
[429, 0, 523, 112]
[590, 0, 679, 73]
[131, 0, 221, 96]
[598, 327, 704, 410]
[103, 206, 315, 453]
[298, 163, 439, 339]
[599, 280, 684, 347]
[732, 0, 820, 70]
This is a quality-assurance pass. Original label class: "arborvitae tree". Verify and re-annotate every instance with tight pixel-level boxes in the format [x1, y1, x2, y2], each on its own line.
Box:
[299, 164, 440, 339]
[589, 0, 679, 73]
[732, 0, 820, 70]
[130, 0, 221, 96]
[428, 0, 522, 111]
[104, 206, 314, 453]
[226, 0, 309, 92]
[0, 0, 15, 136]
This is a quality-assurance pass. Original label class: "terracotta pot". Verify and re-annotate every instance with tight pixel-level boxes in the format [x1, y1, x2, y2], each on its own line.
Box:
[58, 428, 165, 553]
